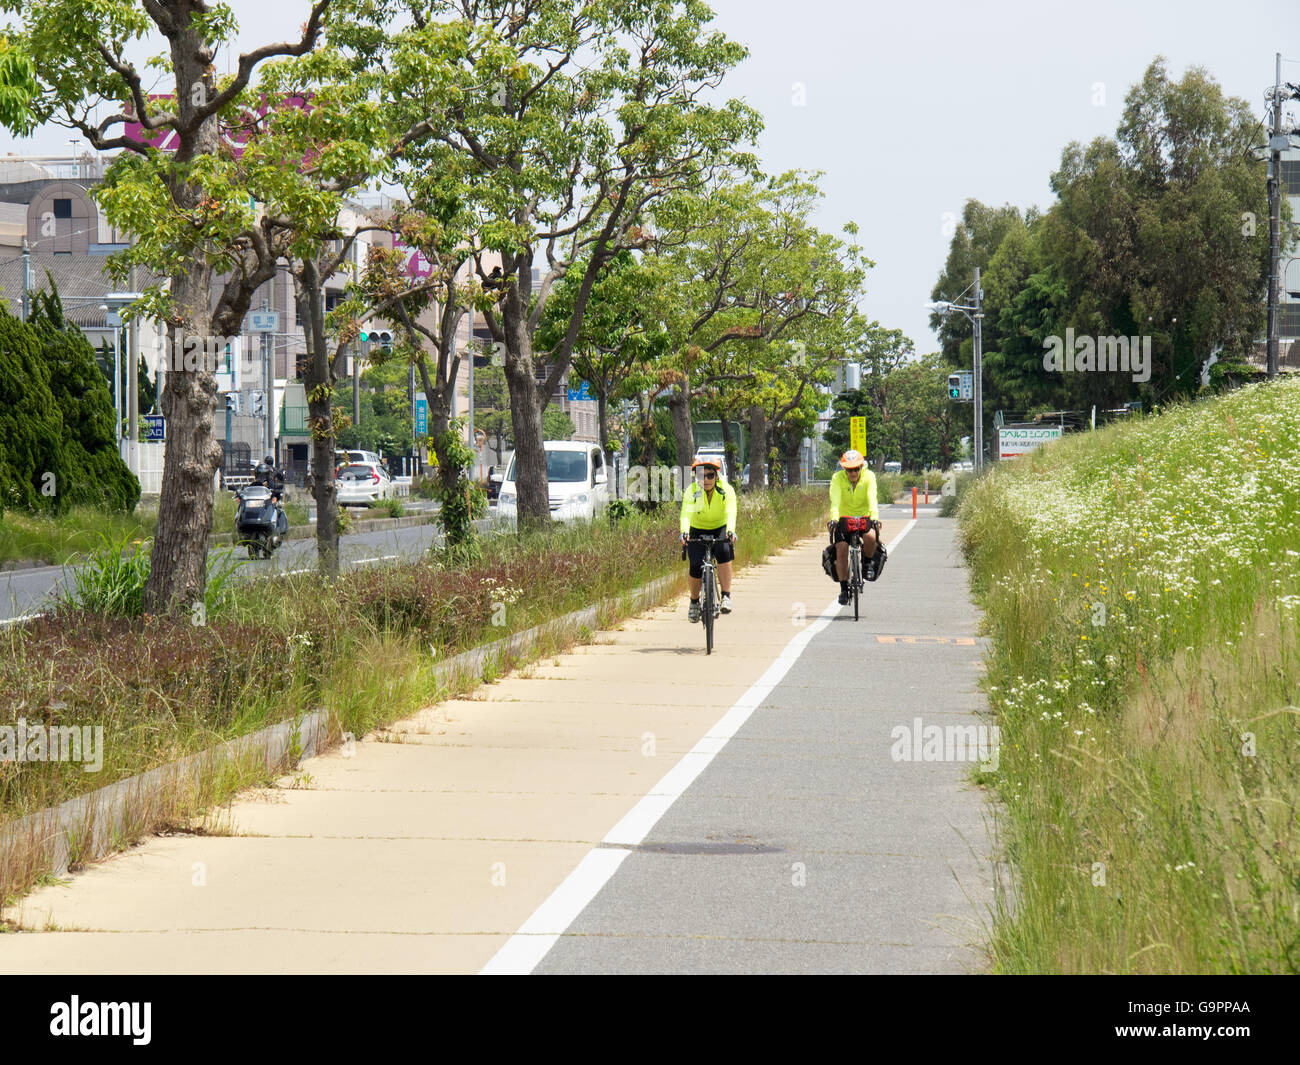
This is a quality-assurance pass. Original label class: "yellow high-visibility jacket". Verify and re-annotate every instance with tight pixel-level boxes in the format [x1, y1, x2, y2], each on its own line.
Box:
[828, 468, 879, 521]
[680, 477, 737, 534]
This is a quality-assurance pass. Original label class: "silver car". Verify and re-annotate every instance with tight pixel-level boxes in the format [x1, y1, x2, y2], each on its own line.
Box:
[335, 462, 394, 505]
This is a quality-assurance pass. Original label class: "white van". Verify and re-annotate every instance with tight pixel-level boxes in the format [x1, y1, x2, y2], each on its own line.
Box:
[497, 441, 610, 522]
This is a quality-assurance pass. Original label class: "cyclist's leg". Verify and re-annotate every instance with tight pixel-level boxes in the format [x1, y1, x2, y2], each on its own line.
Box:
[685, 530, 705, 599]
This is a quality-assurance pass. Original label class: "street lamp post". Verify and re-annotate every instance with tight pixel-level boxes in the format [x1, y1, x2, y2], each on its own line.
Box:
[927, 267, 985, 470]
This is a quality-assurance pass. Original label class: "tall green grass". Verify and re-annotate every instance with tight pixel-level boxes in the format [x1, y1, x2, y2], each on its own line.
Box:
[958, 380, 1300, 973]
[0, 506, 156, 567]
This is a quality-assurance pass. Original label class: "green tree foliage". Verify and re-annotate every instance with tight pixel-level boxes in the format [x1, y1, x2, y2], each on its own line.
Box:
[936, 58, 1277, 430]
[0, 35, 36, 134]
[542, 406, 575, 442]
[0, 295, 139, 518]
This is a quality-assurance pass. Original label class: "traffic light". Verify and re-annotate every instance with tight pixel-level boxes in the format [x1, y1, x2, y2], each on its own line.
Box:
[359, 329, 392, 353]
[948, 374, 962, 400]
[225, 392, 241, 414]
[250, 390, 266, 417]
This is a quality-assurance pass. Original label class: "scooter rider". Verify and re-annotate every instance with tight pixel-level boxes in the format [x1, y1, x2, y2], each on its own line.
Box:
[252, 454, 289, 540]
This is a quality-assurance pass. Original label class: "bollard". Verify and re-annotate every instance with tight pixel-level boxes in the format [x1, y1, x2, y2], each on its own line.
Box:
[924, 479, 929, 504]
[912, 485, 917, 518]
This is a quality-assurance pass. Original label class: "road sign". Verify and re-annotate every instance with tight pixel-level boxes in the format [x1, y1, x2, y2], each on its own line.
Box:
[474, 428, 487, 447]
[998, 426, 1062, 459]
[566, 380, 592, 401]
[246, 311, 279, 333]
[415, 396, 428, 437]
[143, 414, 165, 442]
[849, 415, 867, 455]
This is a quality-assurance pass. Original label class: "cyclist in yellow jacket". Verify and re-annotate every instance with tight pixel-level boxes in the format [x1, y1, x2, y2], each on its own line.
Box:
[680, 454, 738, 622]
[827, 449, 881, 605]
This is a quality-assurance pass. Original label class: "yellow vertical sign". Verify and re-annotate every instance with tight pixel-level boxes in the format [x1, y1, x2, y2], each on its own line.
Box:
[849, 416, 866, 456]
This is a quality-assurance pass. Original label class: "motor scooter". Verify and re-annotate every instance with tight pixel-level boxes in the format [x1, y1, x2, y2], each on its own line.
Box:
[233, 484, 285, 558]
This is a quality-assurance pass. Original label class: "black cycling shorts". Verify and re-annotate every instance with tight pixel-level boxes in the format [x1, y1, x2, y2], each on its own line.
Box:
[685, 525, 734, 578]
[831, 517, 881, 544]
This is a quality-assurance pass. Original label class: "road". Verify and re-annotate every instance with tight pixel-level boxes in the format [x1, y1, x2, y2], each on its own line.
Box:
[0, 509, 488, 623]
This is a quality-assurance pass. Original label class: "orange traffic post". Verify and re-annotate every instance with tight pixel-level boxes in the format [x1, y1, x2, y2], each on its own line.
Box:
[912, 485, 917, 518]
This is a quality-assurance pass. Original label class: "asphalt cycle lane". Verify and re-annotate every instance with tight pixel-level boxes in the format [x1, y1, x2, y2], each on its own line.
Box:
[523, 513, 995, 974]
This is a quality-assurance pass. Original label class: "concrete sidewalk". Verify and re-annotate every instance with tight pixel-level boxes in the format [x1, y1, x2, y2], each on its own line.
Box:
[0, 510, 995, 974]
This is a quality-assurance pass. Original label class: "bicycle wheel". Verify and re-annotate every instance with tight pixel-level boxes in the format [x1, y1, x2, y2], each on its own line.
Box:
[850, 544, 860, 621]
[703, 564, 716, 655]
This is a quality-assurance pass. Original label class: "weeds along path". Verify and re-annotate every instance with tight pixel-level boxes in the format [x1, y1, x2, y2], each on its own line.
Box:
[960, 379, 1300, 974]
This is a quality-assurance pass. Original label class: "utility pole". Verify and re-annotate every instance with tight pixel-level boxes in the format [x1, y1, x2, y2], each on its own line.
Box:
[353, 345, 362, 428]
[20, 237, 30, 322]
[973, 266, 985, 470]
[1267, 52, 1283, 380]
[262, 298, 274, 459]
[127, 264, 139, 475]
[467, 302, 476, 477]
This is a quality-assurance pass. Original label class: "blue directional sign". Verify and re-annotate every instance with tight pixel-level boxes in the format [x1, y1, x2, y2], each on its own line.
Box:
[143, 414, 165, 441]
[415, 396, 428, 437]
[566, 380, 592, 401]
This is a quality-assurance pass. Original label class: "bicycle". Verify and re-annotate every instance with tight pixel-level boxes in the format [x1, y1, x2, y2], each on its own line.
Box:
[839, 517, 877, 622]
[683, 533, 723, 654]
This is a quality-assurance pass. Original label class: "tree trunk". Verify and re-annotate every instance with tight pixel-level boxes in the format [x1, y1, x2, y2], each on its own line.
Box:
[747, 405, 767, 492]
[296, 262, 342, 575]
[597, 389, 614, 478]
[718, 411, 735, 482]
[499, 271, 550, 529]
[784, 430, 803, 486]
[144, 314, 222, 615]
[667, 377, 694, 493]
[310, 397, 340, 574]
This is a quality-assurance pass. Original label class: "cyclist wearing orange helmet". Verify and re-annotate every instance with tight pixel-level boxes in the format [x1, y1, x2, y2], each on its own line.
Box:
[827, 449, 880, 606]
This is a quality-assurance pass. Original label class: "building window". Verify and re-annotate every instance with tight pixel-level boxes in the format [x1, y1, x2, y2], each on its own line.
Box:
[52, 198, 72, 219]
[1282, 302, 1300, 339]
[1282, 160, 1300, 196]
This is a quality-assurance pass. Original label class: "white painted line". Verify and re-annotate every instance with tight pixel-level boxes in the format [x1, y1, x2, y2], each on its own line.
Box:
[478, 849, 632, 975]
[351, 554, 400, 565]
[0, 611, 47, 628]
[479, 517, 919, 975]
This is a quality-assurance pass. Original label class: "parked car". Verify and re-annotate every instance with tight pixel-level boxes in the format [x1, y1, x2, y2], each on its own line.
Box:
[336, 462, 395, 505]
[497, 441, 609, 522]
[333, 449, 383, 477]
[486, 464, 506, 501]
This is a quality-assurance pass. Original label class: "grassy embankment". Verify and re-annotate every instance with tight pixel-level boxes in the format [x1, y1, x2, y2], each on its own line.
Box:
[0, 488, 825, 902]
[958, 379, 1299, 973]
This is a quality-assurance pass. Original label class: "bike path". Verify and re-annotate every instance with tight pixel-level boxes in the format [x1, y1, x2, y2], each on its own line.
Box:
[523, 512, 995, 973]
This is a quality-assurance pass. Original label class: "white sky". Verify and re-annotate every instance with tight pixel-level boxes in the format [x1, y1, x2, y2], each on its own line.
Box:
[8, 0, 1300, 353]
